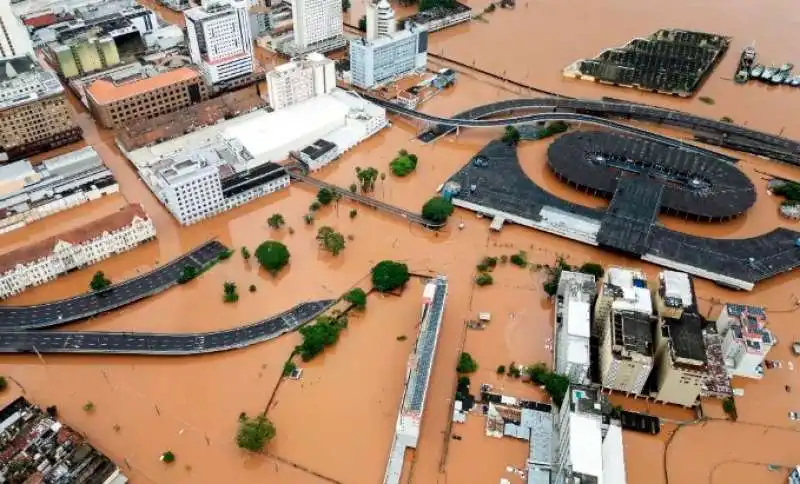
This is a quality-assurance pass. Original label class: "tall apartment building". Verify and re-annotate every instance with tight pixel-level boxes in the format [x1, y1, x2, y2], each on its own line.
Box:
[185, 0, 254, 84]
[291, 0, 343, 51]
[265, 52, 335, 109]
[86, 67, 209, 129]
[716, 304, 773, 379]
[0, 55, 82, 162]
[552, 384, 627, 484]
[651, 271, 707, 407]
[349, 2, 427, 89]
[365, 0, 396, 41]
[0, 204, 155, 299]
[0, 2, 34, 58]
[554, 271, 596, 386]
[595, 267, 655, 394]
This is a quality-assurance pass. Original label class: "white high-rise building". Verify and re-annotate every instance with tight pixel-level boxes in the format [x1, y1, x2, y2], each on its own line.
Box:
[185, 0, 254, 84]
[366, 0, 396, 41]
[0, 3, 33, 58]
[554, 271, 596, 386]
[292, 0, 343, 49]
[553, 385, 627, 484]
[265, 52, 335, 110]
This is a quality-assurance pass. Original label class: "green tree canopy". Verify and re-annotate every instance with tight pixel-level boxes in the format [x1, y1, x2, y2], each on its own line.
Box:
[356, 166, 379, 192]
[317, 188, 335, 205]
[578, 262, 604, 279]
[342, 0, 350, 11]
[297, 316, 346, 361]
[502, 125, 521, 145]
[90, 271, 111, 291]
[525, 363, 570, 406]
[267, 213, 285, 229]
[316, 226, 346, 256]
[161, 451, 175, 463]
[255, 241, 291, 275]
[344, 287, 367, 309]
[421, 196, 454, 224]
[371, 260, 410, 292]
[236, 414, 276, 452]
[457, 352, 478, 373]
[358, 15, 367, 31]
[390, 151, 418, 177]
[178, 266, 198, 284]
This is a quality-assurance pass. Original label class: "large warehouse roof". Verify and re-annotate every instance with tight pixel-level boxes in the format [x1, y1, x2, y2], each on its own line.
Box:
[224, 94, 349, 158]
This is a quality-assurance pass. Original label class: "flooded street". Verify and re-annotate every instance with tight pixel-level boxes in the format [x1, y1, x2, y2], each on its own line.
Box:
[1, 0, 800, 482]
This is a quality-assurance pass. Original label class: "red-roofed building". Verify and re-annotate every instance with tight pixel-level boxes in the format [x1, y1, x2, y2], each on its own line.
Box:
[86, 67, 209, 129]
[0, 203, 156, 299]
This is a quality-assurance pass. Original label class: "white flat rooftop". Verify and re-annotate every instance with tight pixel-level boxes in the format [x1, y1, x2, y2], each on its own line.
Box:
[223, 94, 349, 158]
[567, 301, 591, 338]
[569, 414, 603, 481]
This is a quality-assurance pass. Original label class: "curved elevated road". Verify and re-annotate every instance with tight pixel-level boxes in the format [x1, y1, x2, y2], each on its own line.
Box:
[363, 95, 737, 161]
[0, 300, 334, 355]
[398, 96, 800, 163]
[289, 169, 446, 228]
[0, 240, 228, 330]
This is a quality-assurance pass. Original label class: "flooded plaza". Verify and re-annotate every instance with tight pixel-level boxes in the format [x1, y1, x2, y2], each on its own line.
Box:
[1, 0, 800, 482]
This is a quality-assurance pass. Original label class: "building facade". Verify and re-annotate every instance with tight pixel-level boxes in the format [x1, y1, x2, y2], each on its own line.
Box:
[595, 267, 656, 394]
[0, 204, 156, 299]
[141, 137, 290, 225]
[266, 53, 335, 109]
[552, 384, 627, 484]
[291, 0, 343, 49]
[0, 146, 118, 235]
[716, 304, 773, 379]
[0, 2, 34, 58]
[349, 25, 428, 89]
[185, 0, 254, 84]
[650, 270, 708, 407]
[554, 271, 596, 386]
[86, 67, 209, 129]
[0, 55, 82, 162]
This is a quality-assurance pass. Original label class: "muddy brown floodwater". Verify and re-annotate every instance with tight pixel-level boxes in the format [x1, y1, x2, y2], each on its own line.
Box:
[1, 1, 800, 482]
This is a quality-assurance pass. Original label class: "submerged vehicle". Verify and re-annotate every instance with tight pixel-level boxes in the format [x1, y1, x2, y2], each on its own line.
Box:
[779, 62, 794, 73]
[792, 76, 800, 87]
[761, 65, 778, 81]
[750, 64, 765, 78]
[771, 71, 788, 84]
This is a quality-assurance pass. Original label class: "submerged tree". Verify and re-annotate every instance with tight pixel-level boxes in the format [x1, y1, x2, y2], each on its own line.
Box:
[90, 271, 112, 291]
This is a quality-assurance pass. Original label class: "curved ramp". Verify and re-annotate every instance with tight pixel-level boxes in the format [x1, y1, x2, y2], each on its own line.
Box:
[0, 240, 228, 330]
[0, 300, 335, 355]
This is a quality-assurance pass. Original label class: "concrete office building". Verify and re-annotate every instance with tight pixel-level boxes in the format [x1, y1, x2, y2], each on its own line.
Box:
[717, 304, 773, 379]
[554, 271, 596, 386]
[290, 0, 344, 53]
[44, 7, 156, 79]
[0, 146, 118, 235]
[384, 276, 448, 484]
[86, 67, 209, 129]
[139, 137, 289, 225]
[185, 0, 254, 84]
[0, 1, 34, 58]
[595, 267, 655, 394]
[553, 384, 627, 484]
[128, 88, 386, 222]
[0, 55, 82, 162]
[265, 53, 335, 109]
[651, 271, 707, 407]
[0, 204, 155, 299]
[349, 2, 427, 89]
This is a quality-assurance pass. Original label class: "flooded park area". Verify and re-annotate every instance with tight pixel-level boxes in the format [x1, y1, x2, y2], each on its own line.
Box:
[1, 0, 800, 482]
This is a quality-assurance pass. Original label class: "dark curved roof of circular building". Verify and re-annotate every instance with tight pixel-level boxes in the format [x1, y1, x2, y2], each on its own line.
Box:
[547, 131, 756, 219]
